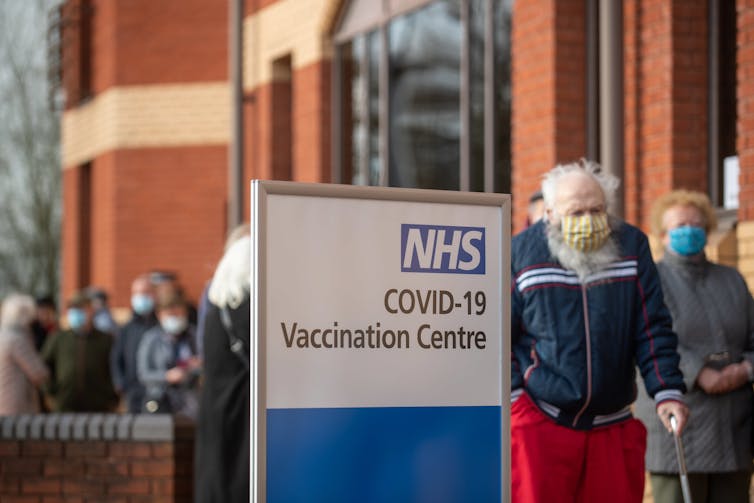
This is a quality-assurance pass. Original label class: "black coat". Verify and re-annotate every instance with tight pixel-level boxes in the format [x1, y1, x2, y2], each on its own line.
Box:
[110, 312, 157, 413]
[194, 298, 250, 503]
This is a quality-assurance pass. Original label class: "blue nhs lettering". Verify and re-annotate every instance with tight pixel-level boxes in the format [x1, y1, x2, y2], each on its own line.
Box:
[401, 224, 485, 274]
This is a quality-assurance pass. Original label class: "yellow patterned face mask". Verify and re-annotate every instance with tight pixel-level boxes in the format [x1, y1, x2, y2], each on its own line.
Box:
[561, 213, 610, 252]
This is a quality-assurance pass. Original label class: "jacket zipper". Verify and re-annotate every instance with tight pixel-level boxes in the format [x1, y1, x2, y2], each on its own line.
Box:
[572, 285, 592, 427]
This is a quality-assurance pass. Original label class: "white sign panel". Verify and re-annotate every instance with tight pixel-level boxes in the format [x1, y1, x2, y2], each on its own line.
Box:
[252, 181, 510, 503]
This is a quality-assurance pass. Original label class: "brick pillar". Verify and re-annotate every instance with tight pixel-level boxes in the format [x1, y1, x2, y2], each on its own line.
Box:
[623, 0, 708, 231]
[737, 0, 754, 291]
[293, 60, 332, 183]
[511, 0, 586, 233]
[61, 165, 86, 303]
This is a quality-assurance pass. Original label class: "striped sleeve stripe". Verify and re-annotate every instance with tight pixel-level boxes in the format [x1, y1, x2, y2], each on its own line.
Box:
[518, 273, 580, 291]
[511, 388, 523, 403]
[592, 406, 632, 426]
[535, 399, 561, 418]
[583, 265, 637, 283]
[654, 389, 684, 404]
[516, 260, 639, 292]
[516, 267, 574, 283]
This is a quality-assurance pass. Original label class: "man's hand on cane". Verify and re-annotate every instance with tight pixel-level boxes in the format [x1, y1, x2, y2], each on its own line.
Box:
[657, 400, 689, 435]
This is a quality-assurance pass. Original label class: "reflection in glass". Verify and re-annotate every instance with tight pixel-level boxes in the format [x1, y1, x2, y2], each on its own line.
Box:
[389, 1, 460, 190]
[336, 0, 512, 193]
[346, 32, 381, 186]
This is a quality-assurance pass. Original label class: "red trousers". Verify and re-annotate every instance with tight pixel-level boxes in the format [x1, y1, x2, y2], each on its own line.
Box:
[511, 394, 647, 503]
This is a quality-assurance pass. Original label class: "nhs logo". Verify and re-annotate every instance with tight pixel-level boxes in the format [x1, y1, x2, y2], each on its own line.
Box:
[401, 224, 485, 274]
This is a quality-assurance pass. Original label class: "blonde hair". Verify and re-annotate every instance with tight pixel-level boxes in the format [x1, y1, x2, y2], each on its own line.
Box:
[0, 294, 36, 328]
[650, 189, 717, 238]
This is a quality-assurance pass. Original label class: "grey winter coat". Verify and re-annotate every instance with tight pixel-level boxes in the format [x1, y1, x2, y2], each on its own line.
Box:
[136, 325, 200, 419]
[634, 251, 754, 473]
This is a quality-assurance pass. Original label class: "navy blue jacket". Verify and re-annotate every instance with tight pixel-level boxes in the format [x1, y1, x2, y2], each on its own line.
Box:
[511, 219, 685, 430]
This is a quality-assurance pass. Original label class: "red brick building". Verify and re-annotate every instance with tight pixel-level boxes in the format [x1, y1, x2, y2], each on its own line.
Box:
[57, 0, 754, 308]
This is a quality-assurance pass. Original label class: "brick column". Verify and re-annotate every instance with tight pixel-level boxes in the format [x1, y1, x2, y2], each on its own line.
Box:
[623, 0, 708, 231]
[61, 166, 86, 303]
[511, 0, 586, 232]
[737, 0, 754, 290]
[293, 60, 332, 182]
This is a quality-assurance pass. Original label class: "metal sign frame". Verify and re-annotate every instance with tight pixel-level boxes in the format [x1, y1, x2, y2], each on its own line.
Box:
[251, 180, 511, 502]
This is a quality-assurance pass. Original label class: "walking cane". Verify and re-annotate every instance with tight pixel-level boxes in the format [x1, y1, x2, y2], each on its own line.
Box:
[670, 415, 693, 503]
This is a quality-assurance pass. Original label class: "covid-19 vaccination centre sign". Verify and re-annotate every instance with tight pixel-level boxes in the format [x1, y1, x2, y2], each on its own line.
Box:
[251, 181, 510, 503]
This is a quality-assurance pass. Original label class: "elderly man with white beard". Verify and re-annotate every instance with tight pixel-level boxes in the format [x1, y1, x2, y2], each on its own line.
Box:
[510, 160, 689, 503]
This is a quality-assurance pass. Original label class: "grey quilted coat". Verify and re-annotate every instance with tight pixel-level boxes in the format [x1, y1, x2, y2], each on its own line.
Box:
[634, 251, 754, 473]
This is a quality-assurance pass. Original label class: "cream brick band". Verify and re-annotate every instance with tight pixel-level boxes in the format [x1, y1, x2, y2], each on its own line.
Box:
[62, 82, 230, 167]
[244, 0, 336, 89]
[63, 0, 340, 167]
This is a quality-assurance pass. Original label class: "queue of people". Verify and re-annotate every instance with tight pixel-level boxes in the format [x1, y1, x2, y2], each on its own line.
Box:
[0, 270, 204, 417]
[0, 165, 753, 502]
[0, 223, 252, 502]
[513, 161, 754, 503]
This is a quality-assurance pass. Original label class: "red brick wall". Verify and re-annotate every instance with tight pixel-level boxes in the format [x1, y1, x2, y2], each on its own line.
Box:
[62, 147, 228, 307]
[106, 0, 227, 91]
[271, 59, 294, 181]
[739, 0, 754, 221]
[0, 415, 194, 503]
[511, 0, 586, 233]
[670, 2, 708, 191]
[61, 167, 84, 302]
[293, 60, 332, 182]
[60, 0, 86, 107]
[624, 0, 642, 225]
[624, 0, 708, 231]
[62, 0, 227, 103]
[112, 147, 228, 307]
[249, 82, 275, 182]
[248, 60, 332, 185]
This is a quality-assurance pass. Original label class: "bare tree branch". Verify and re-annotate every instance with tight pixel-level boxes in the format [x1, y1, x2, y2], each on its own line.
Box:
[0, 0, 61, 299]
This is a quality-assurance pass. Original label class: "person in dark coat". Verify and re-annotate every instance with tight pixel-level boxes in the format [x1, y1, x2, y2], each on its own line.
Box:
[111, 274, 158, 413]
[195, 235, 250, 503]
[511, 160, 688, 503]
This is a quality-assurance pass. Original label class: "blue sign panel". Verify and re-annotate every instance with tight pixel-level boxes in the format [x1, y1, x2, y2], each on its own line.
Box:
[267, 406, 501, 503]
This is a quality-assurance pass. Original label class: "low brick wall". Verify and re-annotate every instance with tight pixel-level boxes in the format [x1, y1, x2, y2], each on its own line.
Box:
[0, 414, 195, 502]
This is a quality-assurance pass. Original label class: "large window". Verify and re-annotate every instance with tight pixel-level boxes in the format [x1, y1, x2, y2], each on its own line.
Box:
[333, 0, 512, 193]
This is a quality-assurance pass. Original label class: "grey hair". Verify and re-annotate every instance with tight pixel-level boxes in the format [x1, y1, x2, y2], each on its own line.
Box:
[0, 293, 36, 328]
[540, 159, 620, 212]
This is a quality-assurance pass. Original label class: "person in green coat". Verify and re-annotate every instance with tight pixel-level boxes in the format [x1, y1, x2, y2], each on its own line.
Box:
[41, 291, 118, 412]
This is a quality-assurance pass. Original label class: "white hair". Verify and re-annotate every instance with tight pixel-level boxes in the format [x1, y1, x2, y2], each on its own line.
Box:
[541, 159, 620, 212]
[0, 294, 36, 328]
[208, 235, 251, 309]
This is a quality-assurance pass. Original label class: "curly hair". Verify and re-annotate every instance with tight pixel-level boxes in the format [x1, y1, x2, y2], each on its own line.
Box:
[649, 189, 717, 238]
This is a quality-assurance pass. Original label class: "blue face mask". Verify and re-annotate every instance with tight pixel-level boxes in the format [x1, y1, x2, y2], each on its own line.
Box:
[131, 294, 155, 316]
[668, 225, 706, 256]
[66, 308, 88, 332]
